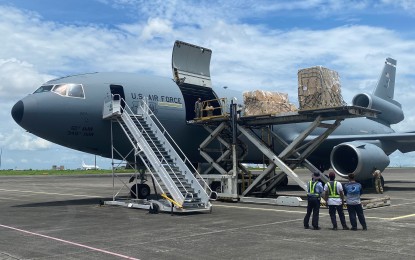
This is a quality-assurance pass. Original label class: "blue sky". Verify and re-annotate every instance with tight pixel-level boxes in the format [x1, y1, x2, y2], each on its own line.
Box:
[1, 0, 415, 169]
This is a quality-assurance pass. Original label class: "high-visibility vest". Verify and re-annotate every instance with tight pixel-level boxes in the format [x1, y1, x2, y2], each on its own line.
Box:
[308, 181, 320, 198]
[327, 181, 340, 198]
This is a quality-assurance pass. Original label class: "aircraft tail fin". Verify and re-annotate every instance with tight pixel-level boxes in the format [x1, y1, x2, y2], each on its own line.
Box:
[373, 58, 397, 101]
[352, 57, 403, 125]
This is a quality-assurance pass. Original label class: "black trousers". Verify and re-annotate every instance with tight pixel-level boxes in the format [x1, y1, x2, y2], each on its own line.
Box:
[328, 205, 347, 228]
[347, 204, 367, 229]
[304, 198, 320, 228]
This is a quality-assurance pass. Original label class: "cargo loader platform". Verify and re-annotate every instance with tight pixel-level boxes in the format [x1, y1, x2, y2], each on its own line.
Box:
[190, 105, 379, 202]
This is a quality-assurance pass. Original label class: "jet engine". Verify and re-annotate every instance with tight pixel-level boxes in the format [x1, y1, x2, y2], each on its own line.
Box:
[352, 93, 404, 125]
[330, 141, 390, 182]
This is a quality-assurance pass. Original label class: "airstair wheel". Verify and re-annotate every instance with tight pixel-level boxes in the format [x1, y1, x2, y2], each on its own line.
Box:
[130, 184, 151, 199]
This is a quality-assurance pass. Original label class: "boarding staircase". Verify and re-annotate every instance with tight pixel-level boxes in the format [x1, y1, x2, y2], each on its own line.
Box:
[103, 96, 213, 211]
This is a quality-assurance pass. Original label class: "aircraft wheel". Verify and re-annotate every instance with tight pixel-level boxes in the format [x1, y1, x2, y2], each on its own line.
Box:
[210, 181, 221, 193]
[130, 184, 151, 199]
[210, 191, 218, 200]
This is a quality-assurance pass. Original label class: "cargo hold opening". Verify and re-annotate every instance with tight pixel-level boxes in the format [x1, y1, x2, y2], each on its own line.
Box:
[171, 40, 222, 121]
[178, 83, 221, 121]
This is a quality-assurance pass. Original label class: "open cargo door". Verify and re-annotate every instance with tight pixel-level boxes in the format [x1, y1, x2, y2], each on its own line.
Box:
[172, 40, 212, 88]
[172, 40, 220, 120]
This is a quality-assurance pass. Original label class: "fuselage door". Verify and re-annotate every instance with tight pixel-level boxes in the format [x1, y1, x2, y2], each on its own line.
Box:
[110, 84, 125, 110]
[172, 40, 212, 88]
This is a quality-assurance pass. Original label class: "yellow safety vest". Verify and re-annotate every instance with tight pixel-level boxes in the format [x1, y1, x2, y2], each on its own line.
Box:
[327, 181, 340, 198]
[308, 181, 320, 198]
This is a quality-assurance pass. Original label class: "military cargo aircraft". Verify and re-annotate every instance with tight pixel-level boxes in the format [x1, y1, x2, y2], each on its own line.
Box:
[11, 41, 415, 190]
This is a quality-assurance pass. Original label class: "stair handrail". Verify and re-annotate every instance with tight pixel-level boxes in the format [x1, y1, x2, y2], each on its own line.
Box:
[117, 96, 192, 203]
[125, 111, 192, 201]
[138, 98, 213, 197]
[113, 117, 167, 196]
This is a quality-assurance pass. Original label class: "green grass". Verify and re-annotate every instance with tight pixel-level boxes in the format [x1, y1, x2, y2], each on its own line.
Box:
[0, 169, 132, 176]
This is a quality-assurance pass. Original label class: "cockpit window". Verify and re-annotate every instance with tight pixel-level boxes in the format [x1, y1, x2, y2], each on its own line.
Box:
[33, 83, 85, 98]
[52, 84, 68, 95]
[68, 84, 85, 98]
[52, 83, 85, 99]
[33, 85, 54, 93]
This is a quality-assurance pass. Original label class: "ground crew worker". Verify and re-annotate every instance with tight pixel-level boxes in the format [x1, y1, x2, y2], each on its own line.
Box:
[194, 98, 202, 118]
[323, 172, 349, 230]
[344, 173, 367, 231]
[304, 172, 324, 230]
[372, 168, 383, 194]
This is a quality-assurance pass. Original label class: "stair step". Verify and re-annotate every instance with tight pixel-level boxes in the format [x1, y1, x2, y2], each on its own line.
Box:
[117, 112, 209, 209]
[156, 178, 190, 186]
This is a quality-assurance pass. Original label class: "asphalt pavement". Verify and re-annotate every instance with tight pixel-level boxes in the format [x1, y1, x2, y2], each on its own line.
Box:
[0, 168, 414, 259]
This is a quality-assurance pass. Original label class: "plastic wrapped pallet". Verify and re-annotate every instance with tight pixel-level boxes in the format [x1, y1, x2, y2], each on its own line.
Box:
[298, 66, 346, 110]
[243, 90, 297, 116]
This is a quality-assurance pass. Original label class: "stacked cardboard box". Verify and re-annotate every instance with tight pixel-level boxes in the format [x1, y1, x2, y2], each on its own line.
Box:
[243, 90, 297, 116]
[298, 66, 346, 110]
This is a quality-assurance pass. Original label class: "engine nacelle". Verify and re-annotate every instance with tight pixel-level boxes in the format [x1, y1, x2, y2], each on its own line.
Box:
[352, 93, 404, 125]
[330, 141, 390, 182]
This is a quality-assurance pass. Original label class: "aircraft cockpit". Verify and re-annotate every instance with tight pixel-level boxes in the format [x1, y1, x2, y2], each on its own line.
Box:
[33, 83, 85, 99]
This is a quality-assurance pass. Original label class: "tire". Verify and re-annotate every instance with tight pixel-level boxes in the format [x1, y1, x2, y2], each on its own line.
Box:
[210, 191, 218, 200]
[149, 202, 159, 214]
[210, 181, 221, 193]
[130, 184, 151, 199]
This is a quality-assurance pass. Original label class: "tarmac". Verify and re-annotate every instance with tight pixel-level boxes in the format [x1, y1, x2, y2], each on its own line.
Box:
[0, 168, 415, 260]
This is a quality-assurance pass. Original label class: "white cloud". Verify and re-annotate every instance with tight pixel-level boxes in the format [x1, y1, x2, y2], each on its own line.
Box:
[105, 0, 415, 25]
[1, 2, 415, 168]
[139, 18, 172, 40]
[1, 128, 52, 151]
[0, 58, 53, 99]
[381, 0, 415, 11]
[20, 158, 28, 163]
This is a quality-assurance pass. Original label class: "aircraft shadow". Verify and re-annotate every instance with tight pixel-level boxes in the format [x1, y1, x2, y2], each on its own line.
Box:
[12, 197, 112, 208]
[12, 197, 207, 215]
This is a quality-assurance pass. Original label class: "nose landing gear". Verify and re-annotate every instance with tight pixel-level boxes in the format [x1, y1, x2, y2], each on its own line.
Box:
[130, 183, 151, 199]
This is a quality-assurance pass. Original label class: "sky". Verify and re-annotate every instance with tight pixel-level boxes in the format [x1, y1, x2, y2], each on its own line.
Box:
[1, 0, 415, 170]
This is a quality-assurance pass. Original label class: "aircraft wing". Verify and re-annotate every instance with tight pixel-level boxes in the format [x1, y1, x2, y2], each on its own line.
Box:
[309, 132, 415, 153]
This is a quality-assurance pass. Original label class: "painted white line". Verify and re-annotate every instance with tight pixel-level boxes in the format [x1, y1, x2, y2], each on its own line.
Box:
[388, 213, 415, 220]
[216, 204, 308, 213]
[214, 203, 403, 220]
[0, 188, 100, 198]
[0, 224, 139, 260]
[214, 204, 331, 216]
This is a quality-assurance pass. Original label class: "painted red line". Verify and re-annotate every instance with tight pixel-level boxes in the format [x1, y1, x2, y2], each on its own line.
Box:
[0, 224, 139, 260]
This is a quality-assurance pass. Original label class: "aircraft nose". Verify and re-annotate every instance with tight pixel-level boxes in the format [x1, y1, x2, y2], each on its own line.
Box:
[11, 100, 24, 125]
